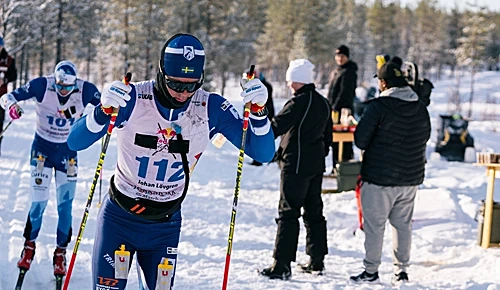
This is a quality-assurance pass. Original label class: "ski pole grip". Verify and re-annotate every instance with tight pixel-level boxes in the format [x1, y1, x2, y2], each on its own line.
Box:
[247, 65, 255, 80]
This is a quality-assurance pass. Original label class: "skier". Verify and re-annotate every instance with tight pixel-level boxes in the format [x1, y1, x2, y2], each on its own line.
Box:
[0, 60, 101, 277]
[67, 33, 275, 290]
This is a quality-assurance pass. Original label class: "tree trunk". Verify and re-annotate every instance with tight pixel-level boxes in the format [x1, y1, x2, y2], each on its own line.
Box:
[55, 0, 64, 65]
[124, 0, 130, 75]
[145, 0, 152, 80]
[39, 26, 44, 77]
[467, 68, 475, 118]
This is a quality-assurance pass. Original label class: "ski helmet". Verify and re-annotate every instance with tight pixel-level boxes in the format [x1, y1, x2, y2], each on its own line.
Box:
[54, 60, 77, 97]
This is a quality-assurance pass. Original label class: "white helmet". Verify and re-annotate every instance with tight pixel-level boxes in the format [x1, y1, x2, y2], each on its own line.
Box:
[54, 60, 77, 96]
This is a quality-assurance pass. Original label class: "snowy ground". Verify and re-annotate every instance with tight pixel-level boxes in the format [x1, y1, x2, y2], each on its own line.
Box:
[1, 71, 500, 289]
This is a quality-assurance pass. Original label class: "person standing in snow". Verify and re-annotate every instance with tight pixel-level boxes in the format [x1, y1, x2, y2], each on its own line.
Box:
[327, 45, 358, 174]
[0, 60, 101, 277]
[349, 61, 430, 286]
[0, 35, 17, 155]
[259, 59, 331, 280]
[67, 33, 275, 290]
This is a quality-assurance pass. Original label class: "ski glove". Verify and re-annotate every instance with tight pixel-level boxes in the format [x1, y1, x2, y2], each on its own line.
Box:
[101, 80, 132, 113]
[9, 104, 23, 120]
[240, 78, 268, 115]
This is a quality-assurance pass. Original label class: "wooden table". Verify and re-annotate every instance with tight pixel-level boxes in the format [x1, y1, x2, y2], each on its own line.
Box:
[474, 163, 500, 248]
[333, 131, 355, 162]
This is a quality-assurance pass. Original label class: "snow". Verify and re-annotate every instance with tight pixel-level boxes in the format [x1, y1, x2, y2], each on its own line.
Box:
[1, 71, 500, 289]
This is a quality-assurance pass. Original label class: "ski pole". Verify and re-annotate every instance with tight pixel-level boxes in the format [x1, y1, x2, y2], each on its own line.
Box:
[63, 72, 132, 290]
[0, 119, 13, 138]
[221, 65, 255, 290]
[97, 137, 104, 208]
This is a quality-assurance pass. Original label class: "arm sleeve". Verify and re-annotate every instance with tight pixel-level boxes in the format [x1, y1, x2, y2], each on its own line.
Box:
[10, 77, 47, 103]
[323, 113, 333, 156]
[208, 94, 275, 163]
[82, 81, 101, 106]
[271, 98, 302, 137]
[354, 102, 379, 150]
[67, 85, 136, 151]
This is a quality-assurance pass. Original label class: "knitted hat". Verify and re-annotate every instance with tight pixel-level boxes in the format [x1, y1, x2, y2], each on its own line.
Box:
[285, 59, 315, 84]
[335, 45, 350, 58]
[162, 34, 205, 79]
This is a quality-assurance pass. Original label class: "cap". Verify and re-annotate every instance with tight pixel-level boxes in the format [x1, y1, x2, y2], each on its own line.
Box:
[375, 62, 407, 87]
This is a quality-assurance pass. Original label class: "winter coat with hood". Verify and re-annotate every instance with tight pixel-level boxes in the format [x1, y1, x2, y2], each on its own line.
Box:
[272, 84, 332, 176]
[327, 60, 358, 112]
[354, 86, 431, 186]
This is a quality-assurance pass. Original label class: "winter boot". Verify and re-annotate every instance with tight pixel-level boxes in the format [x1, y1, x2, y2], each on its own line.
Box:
[259, 260, 291, 280]
[392, 271, 409, 286]
[297, 257, 325, 275]
[17, 240, 36, 270]
[53, 247, 67, 276]
[350, 271, 380, 284]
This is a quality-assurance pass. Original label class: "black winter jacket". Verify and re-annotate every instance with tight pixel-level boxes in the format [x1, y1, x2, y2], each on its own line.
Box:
[272, 84, 332, 176]
[354, 86, 430, 186]
[327, 60, 358, 111]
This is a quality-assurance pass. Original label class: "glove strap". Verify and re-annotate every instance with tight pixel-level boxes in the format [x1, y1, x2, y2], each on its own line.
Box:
[250, 104, 268, 117]
[101, 105, 114, 115]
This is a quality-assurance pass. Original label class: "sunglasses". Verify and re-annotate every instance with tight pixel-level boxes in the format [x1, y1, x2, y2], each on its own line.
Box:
[55, 83, 76, 91]
[164, 77, 199, 93]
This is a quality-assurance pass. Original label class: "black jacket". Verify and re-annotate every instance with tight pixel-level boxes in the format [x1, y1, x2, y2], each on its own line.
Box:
[0, 48, 17, 97]
[354, 86, 430, 186]
[272, 84, 332, 176]
[327, 60, 358, 111]
[262, 77, 275, 120]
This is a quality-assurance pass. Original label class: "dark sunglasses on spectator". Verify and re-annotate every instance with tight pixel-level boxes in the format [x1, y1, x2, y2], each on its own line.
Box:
[164, 77, 199, 93]
[55, 83, 76, 91]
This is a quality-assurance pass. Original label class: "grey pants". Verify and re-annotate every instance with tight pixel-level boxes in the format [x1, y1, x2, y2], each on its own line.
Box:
[360, 181, 417, 274]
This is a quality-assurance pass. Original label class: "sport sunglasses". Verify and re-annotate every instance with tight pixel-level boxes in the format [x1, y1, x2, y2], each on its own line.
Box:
[164, 77, 199, 93]
[55, 83, 77, 91]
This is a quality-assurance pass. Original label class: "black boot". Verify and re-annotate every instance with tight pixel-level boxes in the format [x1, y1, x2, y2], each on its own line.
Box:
[297, 256, 325, 275]
[259, 260, 291, 280]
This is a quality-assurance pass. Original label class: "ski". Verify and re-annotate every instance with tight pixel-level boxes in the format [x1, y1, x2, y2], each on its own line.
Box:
[55, 275, 64, 290]
[15, 268, 28, 290]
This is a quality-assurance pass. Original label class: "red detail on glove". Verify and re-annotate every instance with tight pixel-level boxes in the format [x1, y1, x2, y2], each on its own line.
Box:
[101, 106, 114, 115]
[250, 103, 265, 113]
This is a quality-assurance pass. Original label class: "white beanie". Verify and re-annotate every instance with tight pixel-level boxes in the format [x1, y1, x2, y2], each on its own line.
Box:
[285, 59, 315, 84]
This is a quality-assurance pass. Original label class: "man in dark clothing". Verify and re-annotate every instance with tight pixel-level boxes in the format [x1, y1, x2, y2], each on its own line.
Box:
[0, 35, 17, 155]
[349, 61, 430, 286]
[250, 70, 275, 166]
[259, 59, 332, 280]
[327, 45, 357, 172]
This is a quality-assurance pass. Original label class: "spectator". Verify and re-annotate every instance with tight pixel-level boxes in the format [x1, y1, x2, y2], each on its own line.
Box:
[250, 69, 275, 166]
[327, 45, 357, 173]
[0, 35, 17, 155]
[259, 59, 332, 280]
[350, 61, 430, 286]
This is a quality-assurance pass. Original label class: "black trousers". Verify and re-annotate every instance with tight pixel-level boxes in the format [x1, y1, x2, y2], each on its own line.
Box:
[0, 107, 4, 154]
[331, 141, 354, 168]
[273, 171, 328, 262]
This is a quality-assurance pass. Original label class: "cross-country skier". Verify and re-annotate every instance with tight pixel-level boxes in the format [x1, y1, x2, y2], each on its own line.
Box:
[0, 60, 101, 277]
[67, 33, 275, 290]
